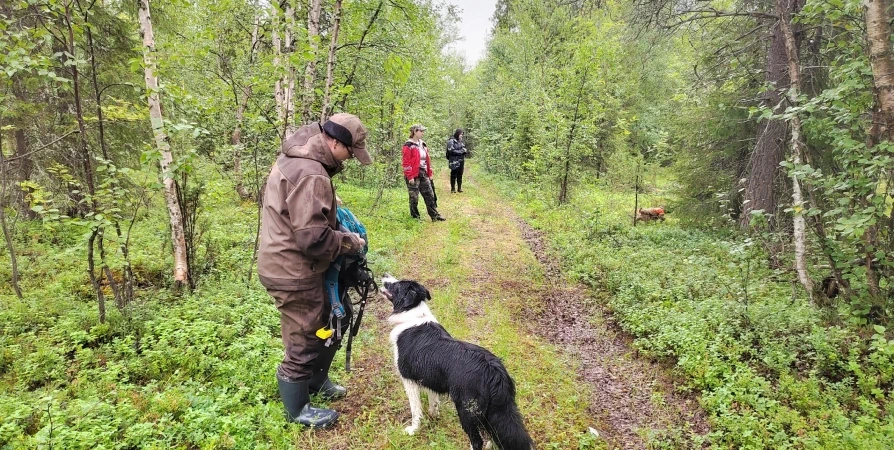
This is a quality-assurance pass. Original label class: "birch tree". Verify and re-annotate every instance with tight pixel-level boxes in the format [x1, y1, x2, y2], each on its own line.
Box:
[138, 0, 189, 286]
[776, 0, 813, 298]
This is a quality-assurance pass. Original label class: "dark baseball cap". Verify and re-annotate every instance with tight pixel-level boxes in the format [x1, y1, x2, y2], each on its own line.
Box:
[323, 113, 372, 165]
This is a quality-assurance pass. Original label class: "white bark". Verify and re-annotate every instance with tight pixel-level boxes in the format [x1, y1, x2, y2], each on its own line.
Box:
[776, 0, 813, 298]
[864, 0, 894, 137]
[138, 0, 188, 284]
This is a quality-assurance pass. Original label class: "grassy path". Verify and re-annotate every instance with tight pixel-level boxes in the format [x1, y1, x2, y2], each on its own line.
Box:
[289, 169, 707, 449]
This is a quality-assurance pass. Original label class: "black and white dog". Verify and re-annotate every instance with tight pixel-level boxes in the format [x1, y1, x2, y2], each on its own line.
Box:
[381, 275, 534, 450]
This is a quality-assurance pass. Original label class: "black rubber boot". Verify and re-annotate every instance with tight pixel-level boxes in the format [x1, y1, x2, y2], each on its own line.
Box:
[277, 377, 339, 428]
[308, 344, 347, 401]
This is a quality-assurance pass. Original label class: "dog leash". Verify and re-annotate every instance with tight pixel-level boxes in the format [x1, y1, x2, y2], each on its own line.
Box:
[345, 261, 376, 372]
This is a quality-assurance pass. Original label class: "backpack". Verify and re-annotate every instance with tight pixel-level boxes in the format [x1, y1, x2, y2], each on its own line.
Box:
[322, 205, 376, 371]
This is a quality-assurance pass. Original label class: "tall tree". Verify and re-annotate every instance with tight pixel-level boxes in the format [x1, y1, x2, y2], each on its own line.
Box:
[0, 139, 23, 299]
[864, 0, 894, 139]
[302, 0, 322, 123]
[320, 0, 343, 121]
[740, 0, 803, 228]
[233, 16, 260, 200]
[138, 0, 189, 286]
[776, 0, 813, 298]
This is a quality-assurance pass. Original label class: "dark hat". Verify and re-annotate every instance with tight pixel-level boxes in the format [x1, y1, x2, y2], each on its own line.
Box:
[323, 113, 372, 165]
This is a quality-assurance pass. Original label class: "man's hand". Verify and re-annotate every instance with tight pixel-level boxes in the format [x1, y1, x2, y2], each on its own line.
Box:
[343, 233, 366, 254]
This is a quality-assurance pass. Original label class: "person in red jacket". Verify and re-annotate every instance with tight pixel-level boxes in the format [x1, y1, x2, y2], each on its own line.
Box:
[402, 124, 445, 221]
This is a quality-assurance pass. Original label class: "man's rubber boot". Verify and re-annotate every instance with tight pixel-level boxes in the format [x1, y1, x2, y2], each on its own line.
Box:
[277, 377, 339, 428]
[308, 344, 347, 401]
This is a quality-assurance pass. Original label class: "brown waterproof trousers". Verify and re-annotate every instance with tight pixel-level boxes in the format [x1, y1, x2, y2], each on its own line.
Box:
[268, 278, 329, 381]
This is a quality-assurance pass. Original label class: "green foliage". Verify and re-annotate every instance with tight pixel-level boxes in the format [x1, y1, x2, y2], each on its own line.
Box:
[486, 169, 894, 448]
[470, 1, 687, 202]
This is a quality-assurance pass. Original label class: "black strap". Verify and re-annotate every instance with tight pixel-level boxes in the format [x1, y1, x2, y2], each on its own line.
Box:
[344, 261, 377, 372]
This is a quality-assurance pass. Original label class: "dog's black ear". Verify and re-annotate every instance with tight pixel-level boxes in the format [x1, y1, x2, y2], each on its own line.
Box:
[393, 282, 423, 312]
[410, 282, 431, 302]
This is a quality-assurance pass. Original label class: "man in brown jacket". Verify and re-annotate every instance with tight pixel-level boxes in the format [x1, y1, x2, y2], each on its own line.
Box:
[257, 113, 372, 428]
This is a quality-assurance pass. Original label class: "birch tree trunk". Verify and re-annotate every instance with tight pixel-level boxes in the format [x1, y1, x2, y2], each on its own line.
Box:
[320, 0, 343, 121]
[776, 0, 814, 298]
[862, 0, 894, 298]
[864, 0, 894, 138]
[138, 0, 189, 286]
[302, 0, 322, 123]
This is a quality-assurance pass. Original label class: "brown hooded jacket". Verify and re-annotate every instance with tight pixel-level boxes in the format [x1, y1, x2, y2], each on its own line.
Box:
[257, 123, 364, 290]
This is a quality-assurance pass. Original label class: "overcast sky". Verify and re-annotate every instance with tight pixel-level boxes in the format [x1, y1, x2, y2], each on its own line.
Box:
[445, 0, 497, 66]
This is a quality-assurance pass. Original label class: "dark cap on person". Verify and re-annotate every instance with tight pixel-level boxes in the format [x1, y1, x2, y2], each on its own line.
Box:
[322, 113, 372, 165]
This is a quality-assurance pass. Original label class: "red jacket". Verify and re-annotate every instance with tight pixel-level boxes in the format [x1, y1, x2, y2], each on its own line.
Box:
[402, 140, 433, 179]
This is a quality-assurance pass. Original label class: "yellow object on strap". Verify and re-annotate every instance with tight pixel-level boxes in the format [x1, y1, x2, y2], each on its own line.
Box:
[315, 327, 334, 339]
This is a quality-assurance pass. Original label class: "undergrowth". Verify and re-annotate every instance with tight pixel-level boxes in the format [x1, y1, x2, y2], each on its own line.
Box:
[486, 169, 894, 449]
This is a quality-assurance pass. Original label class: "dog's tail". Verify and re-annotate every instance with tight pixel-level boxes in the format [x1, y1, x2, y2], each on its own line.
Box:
[482, 364, 533, 449]
[482, 405, 534, 450]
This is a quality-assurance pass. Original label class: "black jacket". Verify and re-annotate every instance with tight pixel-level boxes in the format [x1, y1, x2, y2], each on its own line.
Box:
[446, 138, 467, 162]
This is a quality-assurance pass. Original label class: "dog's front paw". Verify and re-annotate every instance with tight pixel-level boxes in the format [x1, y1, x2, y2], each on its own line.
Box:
[404, 425, 419, 435]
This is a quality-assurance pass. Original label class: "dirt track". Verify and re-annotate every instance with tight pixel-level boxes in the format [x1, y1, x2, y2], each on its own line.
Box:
[514, 218, 710, 449]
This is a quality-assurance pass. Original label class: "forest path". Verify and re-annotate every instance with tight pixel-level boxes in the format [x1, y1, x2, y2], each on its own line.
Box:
[303, 169, 708, 449]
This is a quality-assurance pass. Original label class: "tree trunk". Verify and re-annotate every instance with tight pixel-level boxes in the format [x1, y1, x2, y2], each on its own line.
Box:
[273, 9, 285, 131]
[302, 0, 322, 123]
[66, 0, 115, 313]
[0, 138, 23, 299]
[85, 6, 135, 304]
[559, 66, 589, 204]
[64, 1, 97, 205]
[97, 229, 123, 308]
[284, 0, 297, 133]
[87, 229, 106, 323]
[320, 0, 344, 121]
[234, 17, 259, 200]
[338, 0, 383, 110]
[862, 0, 894, 298]
[11, 77, 34, 214]
[740, 2, 798, 228]
[864, 0, 894, 139]
[85, 21, 109, 161]
[138, 0, 189, 286]
[776, 0, 814, 298]
[633, 163, 640, 227]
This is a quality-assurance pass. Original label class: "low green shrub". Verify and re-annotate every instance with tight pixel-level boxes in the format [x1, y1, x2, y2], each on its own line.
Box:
[487, 171, 894, 449]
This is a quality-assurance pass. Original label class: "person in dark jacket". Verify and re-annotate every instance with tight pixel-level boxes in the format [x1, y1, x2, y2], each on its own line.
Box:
[257, 113, 371, 428]
[402, 124, 445, 221]
[446, 128, 468, 193]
